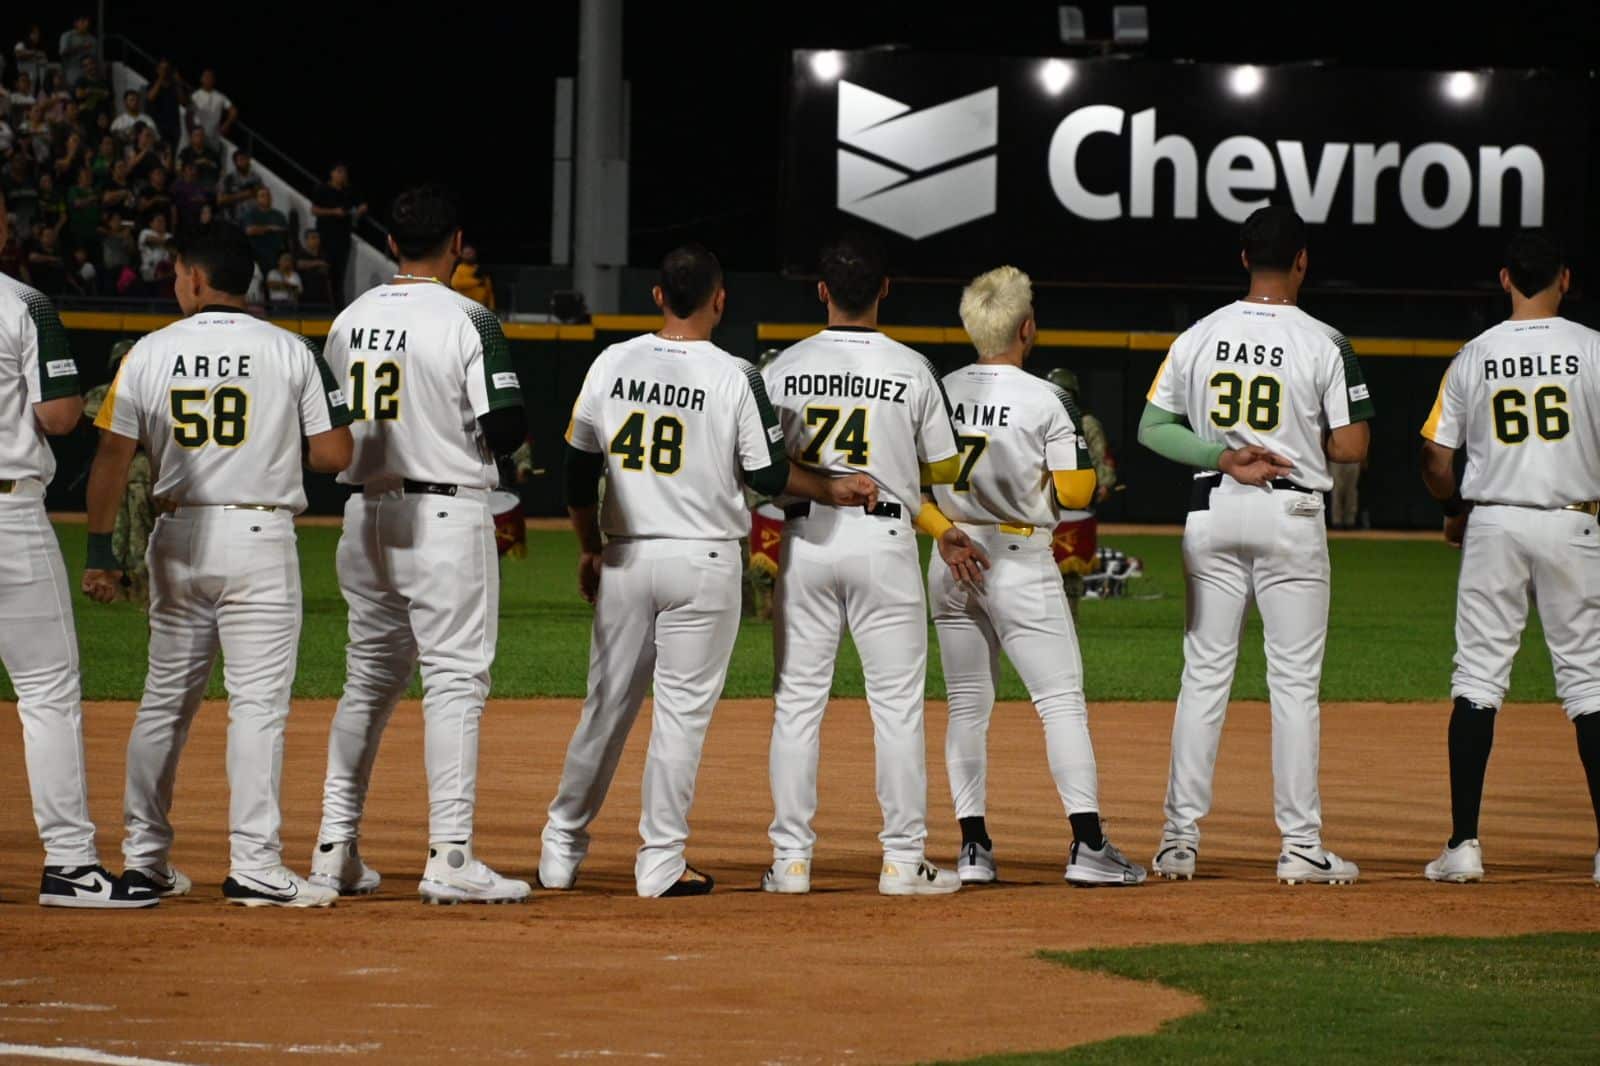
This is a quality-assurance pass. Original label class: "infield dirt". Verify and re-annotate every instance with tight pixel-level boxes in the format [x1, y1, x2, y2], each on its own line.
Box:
[2, 698, 1595, 1064]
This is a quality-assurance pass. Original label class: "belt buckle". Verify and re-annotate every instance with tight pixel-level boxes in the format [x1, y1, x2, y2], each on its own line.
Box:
[998, 523, 1034, 537]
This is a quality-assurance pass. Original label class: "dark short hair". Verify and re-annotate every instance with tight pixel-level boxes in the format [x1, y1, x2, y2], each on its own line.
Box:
[658, 244, 722, 317]
[173, 222, 255, 295]
[388, 184, 459, 259]
[818, 230, 887, 314]
[123, 90, 137, 101]
[1504, 230, 1564, 298]
[1240, 205, 1307, 272]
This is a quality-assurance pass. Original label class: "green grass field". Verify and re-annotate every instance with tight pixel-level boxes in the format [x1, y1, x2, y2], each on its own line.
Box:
[952, 933, 1600, 1064]
[8, 523, 1564, 704]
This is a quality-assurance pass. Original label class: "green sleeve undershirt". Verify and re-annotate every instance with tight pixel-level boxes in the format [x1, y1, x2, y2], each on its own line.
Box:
[1137, 402, 1227, 471]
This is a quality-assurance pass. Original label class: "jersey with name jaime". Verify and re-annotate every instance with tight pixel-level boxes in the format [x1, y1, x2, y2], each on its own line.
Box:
[932, 363, 1092, 528]
[95, 310, 351, 512]
[763, 327, 958, 511]
[1146, 300, 1375, 492]
[567, 332, 784, 541]
[0, 273, 77, 484]
[325, 281, 523, 489]
[1421, 316, 1600, 508]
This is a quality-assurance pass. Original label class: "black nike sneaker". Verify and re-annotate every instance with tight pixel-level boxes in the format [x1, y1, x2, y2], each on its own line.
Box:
[222, 865, 338, 908]
[39, 864, 161, 909]
[658, 864, 715, 897]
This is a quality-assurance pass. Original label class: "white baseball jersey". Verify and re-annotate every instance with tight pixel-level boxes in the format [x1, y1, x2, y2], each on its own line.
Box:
[932, 363, 1092, 528]
[95, 310, 350, 512]
[0, 273, 78, 484]
[1420, 316, 1600, 508]
[1146, 301, 1375, 492]
[566, 333, 785, 541]
[764, 327, 959, 511]
[326, 281, 523, 489]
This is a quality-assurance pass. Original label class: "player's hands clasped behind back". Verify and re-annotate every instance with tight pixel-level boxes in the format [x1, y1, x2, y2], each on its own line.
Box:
[1443, 511, 1470, 549]
[81, 568, 124, 604]
[577, 552, 603, 605]
[1218, 445, 1294, 487]
[823, 473, 879, 511]
[938, 526, 990, 588]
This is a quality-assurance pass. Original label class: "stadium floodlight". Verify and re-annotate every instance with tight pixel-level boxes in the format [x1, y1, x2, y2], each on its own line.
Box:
[1444, 70, 1480, 103]
[809, 50, 844, 82]
[1058, 6, 1086, 42]
[1229, 64, 1264, 97]
[1040, 59, 1075, 95]
[1112, 5, 1149, 44]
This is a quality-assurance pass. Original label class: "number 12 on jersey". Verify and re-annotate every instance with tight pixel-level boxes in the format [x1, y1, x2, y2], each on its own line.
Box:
[347, 360, 401, 421]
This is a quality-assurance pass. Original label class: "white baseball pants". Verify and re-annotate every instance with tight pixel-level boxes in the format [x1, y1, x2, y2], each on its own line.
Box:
[317, 489, 498, 847]
[123, 507, 301, 873]
[1163, 479, 1330, 851]
[0, 489, 98, 867]
[540, 537, 741, 897]
[769, 506, 930, 865]
[929, 524, 1098, 821]
[1454, 504, 1600, 719]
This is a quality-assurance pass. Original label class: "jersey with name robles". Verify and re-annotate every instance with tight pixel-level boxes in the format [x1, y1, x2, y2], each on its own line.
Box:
[0, 274, 77, 484]
[763, 327, 958, 511]
[325, 281, 524, 489]
[1420, 316, 1600, 508]
[567, 332, 784, 541]
[95, 310, 351, 512]
[1146, 300, 1375, 492]
[932, 363, 1092, 528]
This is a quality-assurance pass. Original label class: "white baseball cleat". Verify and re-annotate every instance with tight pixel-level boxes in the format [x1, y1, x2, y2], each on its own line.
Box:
[1065, 839, 1147, 887]
[1424, 839, 1484, 883]
[536, 852, 578, 891]
[418, 843, 530, 905]
[310, 839, 382, 896]
[956, 842, 997, 884]
[1151, 838, 1198, 880]
[878, 858, 961, 896]
[760, 858, 812, 894]
[223, 865, 338, 908]
[121, 863, 193, 898]
[1277, 846, 1359, 885]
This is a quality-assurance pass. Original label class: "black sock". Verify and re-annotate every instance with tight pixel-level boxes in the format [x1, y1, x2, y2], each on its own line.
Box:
[1069, 812, 1104, 851]
[1447, 697, 1497, 847]
[1575, 713, 1600, 849]
[958, 816, 991, 850]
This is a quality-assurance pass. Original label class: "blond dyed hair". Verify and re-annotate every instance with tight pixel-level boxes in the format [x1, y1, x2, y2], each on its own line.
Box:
[959, 265, 1033, 358]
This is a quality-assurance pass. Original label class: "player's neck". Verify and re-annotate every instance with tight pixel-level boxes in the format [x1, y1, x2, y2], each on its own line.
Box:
[393, 257, 453, 284]
[190, 291, 246, 313]
[1507, 295, 1561, 321]
[977, 346, 1025, 369]
[1242, 273, 1299, 306]
[826, 305, 879, 330]
[656, 315, 713, 342]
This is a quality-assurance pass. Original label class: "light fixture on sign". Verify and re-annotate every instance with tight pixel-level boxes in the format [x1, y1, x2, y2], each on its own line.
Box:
[1040, 59, 1074, 95]
[1229, 65, 1263, 97]
[1444, 71, 1480, 103]
[810, 50, 843, 83]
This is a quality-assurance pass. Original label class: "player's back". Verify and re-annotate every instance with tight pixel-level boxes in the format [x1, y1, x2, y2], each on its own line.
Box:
[933, 363, 1084, 528]
[1426, 316, 1600, 508]
[96, 310, 342, 512]
[570, 332, 774, 541]
[1153, 301, 1372, 492]
[764, 328, 956, 511]
[0, 274, 75, 484]
[326, 282, 521, 489]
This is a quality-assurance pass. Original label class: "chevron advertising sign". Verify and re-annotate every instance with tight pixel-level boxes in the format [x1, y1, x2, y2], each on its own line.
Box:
[782, 51, 1589, 288]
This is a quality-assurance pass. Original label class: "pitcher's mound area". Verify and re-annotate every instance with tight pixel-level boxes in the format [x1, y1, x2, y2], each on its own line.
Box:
[2, 699, 1593, 1064]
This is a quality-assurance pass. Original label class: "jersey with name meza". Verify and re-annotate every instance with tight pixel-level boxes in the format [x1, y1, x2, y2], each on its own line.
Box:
[932, 363, 1093, 528]
[1420, 315, 1600, 508]
[763, 326, 959, 512]
[95, 310, 351, 512]
[566, 332, 784, 541]
[325, 281, 523, 489]
[1146, 300, 1375, 492]
[0, 274, 78, 484]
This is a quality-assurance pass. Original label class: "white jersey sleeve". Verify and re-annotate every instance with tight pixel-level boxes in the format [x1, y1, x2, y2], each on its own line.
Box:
[1145, 334, 1191, 417]
[915, 358, 959, 464]
[565, 352, 606, 455]
[459, 301, 523, 418]
[0, 276, 77, 484]
[1420, 355, 1470, 450]
[296, 335, 348, 437]
[734, 358, 786, 473]
[1045, 385, 1092, 472]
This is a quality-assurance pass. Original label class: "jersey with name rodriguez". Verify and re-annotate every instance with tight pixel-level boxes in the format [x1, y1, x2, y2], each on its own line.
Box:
[1421, 316, 1600, 508]
[325, 281, 523, 489]
[763, 327, 958, 511]
[95, 310, 351, 512]
[567, 332, 784, 541]
[1146, 300, 1375, 492]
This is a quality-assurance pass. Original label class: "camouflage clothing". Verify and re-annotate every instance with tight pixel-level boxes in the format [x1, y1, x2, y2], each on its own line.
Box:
[1080, 412, 1116, 491]
[82, 382, 156, 605]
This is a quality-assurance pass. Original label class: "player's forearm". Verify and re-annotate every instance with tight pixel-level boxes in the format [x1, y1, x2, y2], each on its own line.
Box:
[1325, 421, 1370, 464]
[1138, 402, 1227, 470]
[913, 499, 955, 539]
[85, 442, 135, 568]
[568, 505, 603, 555]
[563, 445, 604, 555]
[1419, 441, 1458, 501]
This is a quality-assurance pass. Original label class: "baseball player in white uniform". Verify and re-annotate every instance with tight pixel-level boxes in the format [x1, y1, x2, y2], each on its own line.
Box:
[540, 246, 879, 897]
[84, 224, 353, 907]
[312, 186, 531, 905]
[0, 194, 156, 909]
[931, 266, 1146, 887]
[1417, 230, 1600, 886]
[1140, 205, 1373, 884]
[761, 232, 986, 896]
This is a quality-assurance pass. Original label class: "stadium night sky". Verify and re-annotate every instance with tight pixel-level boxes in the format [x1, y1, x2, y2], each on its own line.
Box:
[15, 0, 1600, 267]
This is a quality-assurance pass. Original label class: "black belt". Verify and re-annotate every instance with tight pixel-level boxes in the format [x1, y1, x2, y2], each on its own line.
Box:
[1189, 473, 1313, 512]
[784, 500, 902, 521]
[402, 479, 459, 497]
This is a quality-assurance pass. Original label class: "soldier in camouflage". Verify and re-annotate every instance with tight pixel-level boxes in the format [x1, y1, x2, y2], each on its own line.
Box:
[1046, 367, 1115, 619]
[743, 348, 786, 619]
[81, 340, 154, 606]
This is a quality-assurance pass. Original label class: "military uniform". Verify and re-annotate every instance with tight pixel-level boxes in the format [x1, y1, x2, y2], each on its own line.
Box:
[82, 341, 153, 605]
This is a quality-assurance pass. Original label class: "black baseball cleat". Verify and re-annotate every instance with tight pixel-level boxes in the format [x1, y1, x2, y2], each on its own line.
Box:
[657, 865, 715, 897]
[39, 864, 160, 909]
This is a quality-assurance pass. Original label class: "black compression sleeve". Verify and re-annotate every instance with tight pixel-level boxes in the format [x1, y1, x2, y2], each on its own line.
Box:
[565, 443, 604, 507]
[477, 405, 528, 457]
[743, 454, 790, 497]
